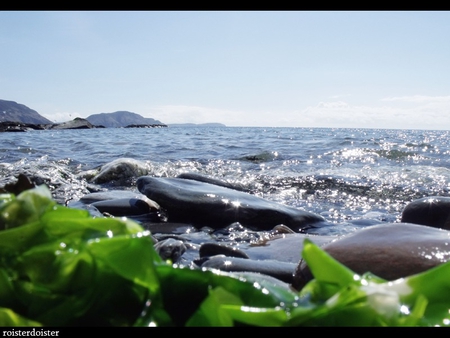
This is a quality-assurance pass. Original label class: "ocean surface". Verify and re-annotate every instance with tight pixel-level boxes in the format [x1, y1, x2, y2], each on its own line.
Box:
[2, 126, 450, 238]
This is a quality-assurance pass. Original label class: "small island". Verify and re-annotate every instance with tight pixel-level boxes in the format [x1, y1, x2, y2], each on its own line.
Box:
[0, 99, 226, 132]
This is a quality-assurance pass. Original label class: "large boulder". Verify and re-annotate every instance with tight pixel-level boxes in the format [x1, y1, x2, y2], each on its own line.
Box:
[177, 172, 249, 192]
[401, 196, 450, 229]
[292, 222, 450, 290]
[136, 176, 327, 231]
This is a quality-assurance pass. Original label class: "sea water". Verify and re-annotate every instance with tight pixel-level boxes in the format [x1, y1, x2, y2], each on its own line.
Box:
[1, 126, 450, 237]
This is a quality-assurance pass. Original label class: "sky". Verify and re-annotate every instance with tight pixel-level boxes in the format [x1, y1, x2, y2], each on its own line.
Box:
[1, 10, 450, 129]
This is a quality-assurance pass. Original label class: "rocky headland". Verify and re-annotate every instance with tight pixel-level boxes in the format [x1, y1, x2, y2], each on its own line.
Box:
[0, 99, 168, 131]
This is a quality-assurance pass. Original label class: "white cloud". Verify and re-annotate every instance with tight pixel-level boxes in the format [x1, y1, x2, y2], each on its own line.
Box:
[42, 95, 450, 130]
[298, 98, 450, 130]
[381, 95, 450, 103]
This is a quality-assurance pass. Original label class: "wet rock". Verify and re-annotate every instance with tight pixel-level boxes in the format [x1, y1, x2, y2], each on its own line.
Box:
[136, 176, 326, 231]
[144, 222, 197, 235]
[199, 243, 249, 259]
[0, 121, 47, 132]
[177, 172, 249, 192]
[91, 158, 148, 185]
[243, 233, 336, 263]
[69, 190, 166, 222]
[154, 238, 187, 262]
[225, 271, 293, 292]
[401, 196, 450, 229]
[77, 190, 150, 204]
[90, 198, 158, 216]
[292, 222, 450, 291]
[200, 256, 297, 283]
[0, 173, 35, 194]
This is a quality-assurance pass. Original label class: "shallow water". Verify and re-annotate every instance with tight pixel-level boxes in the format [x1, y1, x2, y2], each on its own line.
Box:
[1, 126, 450, 238]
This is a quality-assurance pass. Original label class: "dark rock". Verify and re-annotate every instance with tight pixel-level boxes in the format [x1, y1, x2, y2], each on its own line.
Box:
[0, 174, 35, 194]
[154, 238, 187, 262]
[49, 117, 96, 130]
[177, 172, 249, 192]
[90, 198, 160, 217]
[401, 196, 450, 229]
[77, 190, 151, 204]
[70, 189, 166, 222]
[200, 256, 297, 284]
[199, 243, 249, 259]
[145, 222, 197, 235]
[292, 222, 450, 290]
[0, 121, 48, 132]
[136, 176, 327, 231]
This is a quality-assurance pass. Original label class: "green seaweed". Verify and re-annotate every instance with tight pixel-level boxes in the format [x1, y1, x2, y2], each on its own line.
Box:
[1, 186, 450, 326]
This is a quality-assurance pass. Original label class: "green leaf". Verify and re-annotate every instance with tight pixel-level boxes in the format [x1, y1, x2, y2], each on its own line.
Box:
[186, 286, 242, 326]
[0, 307, 42, 326]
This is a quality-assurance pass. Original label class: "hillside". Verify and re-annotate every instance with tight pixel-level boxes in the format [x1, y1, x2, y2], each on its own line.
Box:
[0, 99, 52, 124]
[86, 111, 165, 128]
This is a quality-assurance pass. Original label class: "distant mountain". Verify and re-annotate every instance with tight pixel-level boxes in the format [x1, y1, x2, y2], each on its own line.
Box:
[86, 111, 165, 128]
[0, 99, 52, 124]
[168, 123, 226, 127]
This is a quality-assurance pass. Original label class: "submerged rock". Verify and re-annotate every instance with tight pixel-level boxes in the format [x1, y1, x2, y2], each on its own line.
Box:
[292, 222, 450, 290]
[154, 238, 187, 262]
[136, 176, 327, 231]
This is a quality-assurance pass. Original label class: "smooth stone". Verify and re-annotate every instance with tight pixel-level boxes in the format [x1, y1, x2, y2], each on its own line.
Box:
[78, 190, 154, 205]
[145, 222, 198, 235]
[90, 198, 159, 216]
[136, 176, 326, 231]
[92, 158, 148, 184]
[177, 172, 249, 192]
[154, 238, 187, 262]
[243, 233, 337, 263]
[225, 271, 293, 292]
[401, 196, 450, 229]
[292, 222, 450, 290]
[200, 256, 297, 284]
[69, 190, 166, 221]
[199, 243, 250, 259]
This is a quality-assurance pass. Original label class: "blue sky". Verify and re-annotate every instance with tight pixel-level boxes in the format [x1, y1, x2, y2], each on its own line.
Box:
[1, 10, 450, 129]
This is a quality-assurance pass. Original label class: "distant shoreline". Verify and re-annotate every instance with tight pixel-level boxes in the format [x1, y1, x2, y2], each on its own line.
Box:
[167, 123, 226, 128]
